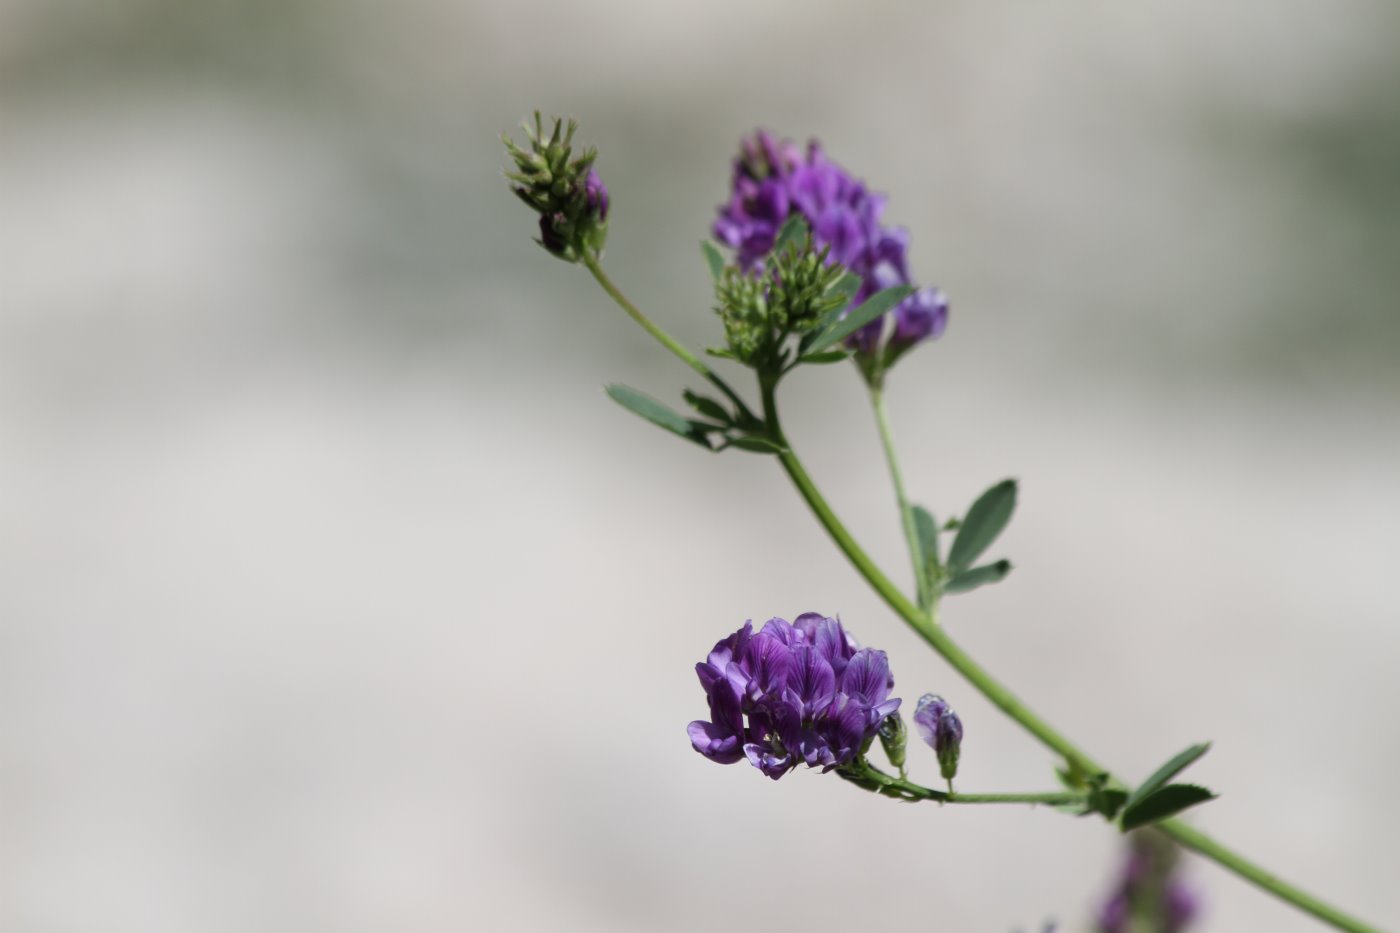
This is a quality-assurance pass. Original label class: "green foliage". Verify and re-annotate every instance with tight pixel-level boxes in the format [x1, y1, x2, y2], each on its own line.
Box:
[944, 559, 1013, 594]
[804, 285, 914, 355]
[1125, 743, 1213, 813]
[1121, 784, 1217, 831]
[605, 385, 716, 449]
[701, 241, 725, 281]
[947, 479, 1017, 572]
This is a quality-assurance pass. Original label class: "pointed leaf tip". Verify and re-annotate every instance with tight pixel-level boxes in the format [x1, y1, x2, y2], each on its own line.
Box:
[1120, 783, 1217, 831]
[947, 479, 1018, 572]
[605, 384, 714, 449]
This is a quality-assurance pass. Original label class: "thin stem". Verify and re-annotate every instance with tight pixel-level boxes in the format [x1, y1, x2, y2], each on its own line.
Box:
[578, 259, 1381, 933]
[869, 385, 933, 615]
[763, 388, 1382, 933]
[840, 759, 1085, 808]
[763, 409, 1105, 779]
[1159, 820, 1383, 933]
[582, 253, 756, 423]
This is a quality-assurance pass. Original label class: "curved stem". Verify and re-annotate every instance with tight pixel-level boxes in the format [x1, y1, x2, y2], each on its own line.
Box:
[1159, 820, 1382, 933]
[840, 759, 1084, 807]
[870, 385, 934, 615]
[765, 388, 1105, 778]
[763, 386, 1382, 933]
[581, 258, 1381, 933]
[582, 253, 756, 423]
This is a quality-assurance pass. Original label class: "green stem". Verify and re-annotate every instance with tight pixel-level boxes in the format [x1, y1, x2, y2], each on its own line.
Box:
[1158, 819, 1383, 933]
[840, 759, 1084, 807]
[765, 396, 1104, 779]
[582, 253, 756, 424]
[763, 390, 1382, 933]
[583, 258, 1382, 933]
[870, 384, 934, 615]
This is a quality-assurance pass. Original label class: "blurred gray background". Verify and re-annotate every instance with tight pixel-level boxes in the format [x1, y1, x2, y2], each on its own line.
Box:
[2, 1, 1398, 930]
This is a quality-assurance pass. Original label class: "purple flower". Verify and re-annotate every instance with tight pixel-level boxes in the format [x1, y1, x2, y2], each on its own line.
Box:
[1095, 833, 1200, 933]
[713, 130, 948, 364]
[584, 168, 609, 222]
[913, 693, 963, 781]
[687, 614, 902, 780]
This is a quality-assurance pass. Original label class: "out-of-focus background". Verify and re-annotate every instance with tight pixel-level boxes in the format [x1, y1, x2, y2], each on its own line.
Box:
[3, 1, 1398, 930]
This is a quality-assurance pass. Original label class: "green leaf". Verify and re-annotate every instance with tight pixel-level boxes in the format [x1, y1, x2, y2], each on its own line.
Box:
[943, 517, 961, 531]
[912, 506, 941, 573]
[701, 241, 726, 281]
[944, 559, 1012, 594]
[726, 435, 786, 454]
[799, 271, 866, 353]
[771, 215, 809, 259]
[1124, 743, 1212, 812]
[1088, 787, 1129, 820]
[682, 389, 731, 424]
[947, 479, 1017, 572]
[705, 347, 739, 360]
[797, 350, 851, 365]
[805, 285, 915, 354]
[605, 385, 713, 449]
[831, 270, 863, 306]
[1120, 784, 1217, 831]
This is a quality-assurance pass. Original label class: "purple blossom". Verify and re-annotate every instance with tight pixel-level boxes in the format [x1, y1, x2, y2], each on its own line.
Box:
[584, 168, 609, 221]
[913, 693, 963, 781]
[713, 130, 948, 362]
[1095, 834, 1200, 933]
[687, 614, 902, 780]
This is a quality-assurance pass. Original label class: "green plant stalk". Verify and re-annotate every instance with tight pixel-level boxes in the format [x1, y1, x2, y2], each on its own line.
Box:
[583, 254, 756, 424]
[584, 257, 1382, 933]
[870, 385, 935, 616]
[841, 760, 1084, 807]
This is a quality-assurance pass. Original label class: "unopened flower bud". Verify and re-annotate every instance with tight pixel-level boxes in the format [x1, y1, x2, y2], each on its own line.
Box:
[878, 709, 907, 772]
[503, 112, 609, 262]
[914, 693, 963, 781]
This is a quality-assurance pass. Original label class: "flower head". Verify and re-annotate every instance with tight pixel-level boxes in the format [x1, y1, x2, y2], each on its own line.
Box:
[687, 614, 902, 780]
[504, 113, 609, 262]
[713, 130, 948, 371]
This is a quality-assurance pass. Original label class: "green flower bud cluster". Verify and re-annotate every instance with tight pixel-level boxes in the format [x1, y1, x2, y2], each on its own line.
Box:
[769, 240, 849, 331]
[503, 113, 608, 262]
[712, 237, 850, 369]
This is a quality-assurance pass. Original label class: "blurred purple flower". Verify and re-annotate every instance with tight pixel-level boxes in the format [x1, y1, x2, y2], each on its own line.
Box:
[687, 614, 902, 780]
[1096, 833, 1200, 933]
[712, 130, 948, 363]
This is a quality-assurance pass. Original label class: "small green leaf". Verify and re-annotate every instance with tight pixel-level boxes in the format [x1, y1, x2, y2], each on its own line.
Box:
[912, 506, 941, 573]
[605, 385, 713, 448]
[944, 559, 1012, 594]
[947, 479, 1017, 572]
[726, 435, 786, 454]
[943, 517, 961, 531]
[705, 347, 740, 360]
[1125, 743, 1212, 812]
[797, 350, 851, 365]
[1088, 787, 1129, 820]
[1120, 784, 1217, 831]
[701, 241, 726, 281]
[682, 389, 731, 424]
[831, 270, 862, 306]
[771, 215, 809, 259]
[799, 271, 866, 352]
[805, 285, 915, 354]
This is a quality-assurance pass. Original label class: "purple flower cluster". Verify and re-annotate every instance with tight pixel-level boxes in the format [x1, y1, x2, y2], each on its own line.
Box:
[713, 131, 948, 359]
[687, 614, 901, 780]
